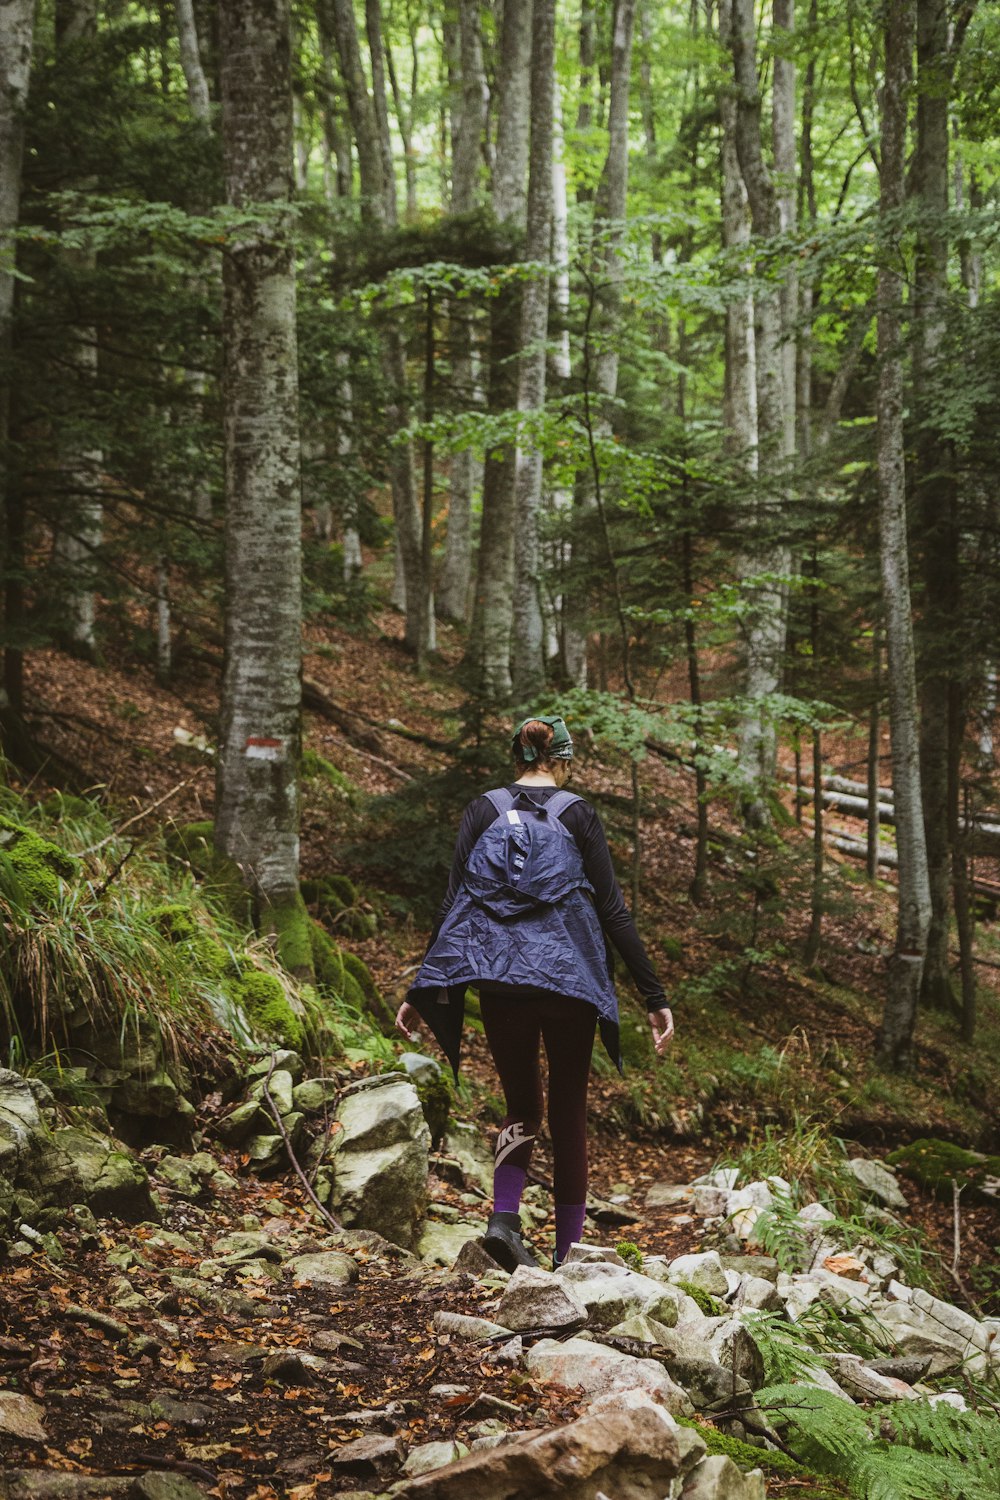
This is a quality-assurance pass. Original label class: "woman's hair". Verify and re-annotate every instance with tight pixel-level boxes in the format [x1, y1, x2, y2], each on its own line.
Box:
[513, 718, 556, 767]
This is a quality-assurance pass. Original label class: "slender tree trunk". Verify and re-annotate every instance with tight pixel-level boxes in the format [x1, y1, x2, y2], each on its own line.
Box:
[0, 0, 35, 712]
[215, 0, 303, 911]
[176, 0, 211, 124]
[729, 0, 794, 825]
[439, 0, 488, 624]
[718, 0, 758, 468]
[867, 627, 882, 879]
[53, 0, 102, 661]
[875, 0, 930, 1071]
[326, 0, 386, 212]
[915, 0, 961, 1014]
[511, 0, 555, 701]
[466, 0, 531, 696]
[364, 0, 398, 226]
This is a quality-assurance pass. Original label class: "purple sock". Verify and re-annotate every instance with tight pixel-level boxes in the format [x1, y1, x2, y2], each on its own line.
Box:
[493, 1162, 527, 1215]
[555, 1203, 587, 1261]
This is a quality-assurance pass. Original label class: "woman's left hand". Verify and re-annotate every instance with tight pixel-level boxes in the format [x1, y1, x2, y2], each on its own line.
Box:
[395, 1000, 423, 1042]
[648, 1007, 675, 1055]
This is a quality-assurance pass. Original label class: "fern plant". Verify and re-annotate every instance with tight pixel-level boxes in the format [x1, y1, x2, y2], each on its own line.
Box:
[757, 1382, 1000, 1499]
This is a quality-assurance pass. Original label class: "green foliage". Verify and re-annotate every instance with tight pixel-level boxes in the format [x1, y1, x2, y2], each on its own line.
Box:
[0, 819, 80, 908]
[673, 1416, 839, 1490]
[262, 893, 313, 978]
[887, 1138, 1000, 1201]
[233, 971, 303, 1052]
[614, 1239, 644, 1272]
[675, 1280, 726, 1317]
[757, 1382, 1000, 1500]
[165, 823, 252, 928]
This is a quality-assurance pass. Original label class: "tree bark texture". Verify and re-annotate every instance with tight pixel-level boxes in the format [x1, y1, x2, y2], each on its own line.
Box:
[325, 0, 386, 214]
[914, 0, 959, 1013]
[875, 0, 930, 1070]
[0, 0, 35, 590]
[364, 0, 398, 226]
[511, 0, 555, 702]
[718, 0, 758, 466]
[491, 0, 532, 226]
[216, 0, 303, 908]
[452, 0, 488, 213]
[176, 0, 212, 124]
[729, 0, 793, 825]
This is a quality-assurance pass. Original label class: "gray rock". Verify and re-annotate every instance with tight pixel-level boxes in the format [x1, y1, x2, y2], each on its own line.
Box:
[848, 1158, 908, 1211]
[693, 1185, 731, 1217]
[401, 1440, 469, 1477]
[826, 1353, 918, 1401]
[244, 1133, 286, 1174]
[496, 1265, 588, 1331]
[215, 1100, 263, 1145]
[0, 1475, 206, 1500]
[432, 1312, 511, 1341]
[149, 1395, 212, 1431]
[51, 1127, 158, 1222]
[285, 1250, 358, 1286]
[730, 1274, 783, 1312]
[667, 1251, 729, 1297]
[719, 1254, 780, 1284]
[331, 1077, 430, 1249]
[399, 1052, 442, 1084]
[441, 1124, 495, 1197]
[247, 1049, 304, 1083]
[154, 1155, 202, 1199]
[292, 1077, 341, 1113]
[417, 1219, 488, 1267]
[555, 1261, 681, 1328]
[526, 1336, 693, 1415]
[452, 1238, 506, 1278]
[249, 1068, 295, 1115]
[865, 1355, 932, 1382]
[377, 1402, 682, 1498]
[563, 1243, 627, 1267]
[212, 1230, 283, 1263]
[606, 1313, 680, 1346]
[662, 1356, 752, 1413]
[329, 1434, 403, 1478]
[0, 1392, 47, 1444]
[681, 1454, 766, 1499]
[645, 1182, 694, 1208]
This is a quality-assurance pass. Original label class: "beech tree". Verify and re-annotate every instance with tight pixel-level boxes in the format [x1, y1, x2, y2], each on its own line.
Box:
[215, 0, 304, 934]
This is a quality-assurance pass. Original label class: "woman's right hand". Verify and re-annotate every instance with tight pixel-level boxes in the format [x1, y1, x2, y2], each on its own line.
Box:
[395, 1000, 423, 1042]
[648, 1007, 674, 1055]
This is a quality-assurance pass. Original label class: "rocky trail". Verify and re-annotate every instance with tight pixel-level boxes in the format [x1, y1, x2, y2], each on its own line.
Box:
[3, 1051, 1000, 1500]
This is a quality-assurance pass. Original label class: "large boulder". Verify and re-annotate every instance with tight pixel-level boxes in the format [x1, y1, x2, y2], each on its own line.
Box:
[387, 1402, 683, 1499]
[330, 1075, 430, 1249]
[53, 1128, 159, 1222]
[526, 1336, 693, 1416]
[554, 1261, 682, 1329]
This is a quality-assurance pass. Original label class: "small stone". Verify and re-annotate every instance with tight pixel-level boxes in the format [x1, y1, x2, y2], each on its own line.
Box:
[848, 1158, 909, 1211]
[247, 1049, 304, 1083]
[452, 1237, 505, 1277]
[155, 1155, 202, 1199]
[216, 1100, 263, 1145]
[0, 1392, 47, 1444]
[150, 1395, 212, 1431]
[398, 1052, 442, 1084]
[292, 1076, 341, 1113]
[244, 1133, 286, 1172]
[262, 1349, 328, 1383]
[693, 1186, 730, 1217]
[401, 1440, 468, 1477]
[432, 1312, 511, 1340]
[329, 1434, 403, 1478]
[563, 1243, 627, 1267]
[286, 1250, 358, 1286]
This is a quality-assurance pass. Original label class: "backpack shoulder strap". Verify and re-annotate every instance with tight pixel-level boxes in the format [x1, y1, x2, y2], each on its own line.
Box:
[545, 789, 583, 821]
[483, 787, 515, 819]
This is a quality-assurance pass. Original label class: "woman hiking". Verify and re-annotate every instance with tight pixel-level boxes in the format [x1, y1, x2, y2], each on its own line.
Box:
[396, 715, 675, 1272]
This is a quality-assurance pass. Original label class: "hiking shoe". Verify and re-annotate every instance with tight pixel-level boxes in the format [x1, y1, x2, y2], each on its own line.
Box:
[482, 1211, 538, 1272]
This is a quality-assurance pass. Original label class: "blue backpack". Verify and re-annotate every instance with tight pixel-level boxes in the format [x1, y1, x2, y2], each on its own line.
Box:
[464, 786, 588, 917]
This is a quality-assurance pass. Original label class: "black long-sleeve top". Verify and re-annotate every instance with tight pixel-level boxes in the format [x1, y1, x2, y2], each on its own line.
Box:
[432, 783, 670, 1012]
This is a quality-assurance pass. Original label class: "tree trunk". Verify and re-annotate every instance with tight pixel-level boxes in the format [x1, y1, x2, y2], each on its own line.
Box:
[465, 0, 532, 695]
[875, 0, 930, 1071]
[914, 0, 960, 1015]
[176, 0, 212, 124]
[0, 0, 35, 705]
[728, 0, 794, 825]
[439, 0, 488, 625]
[718, 0, 758, 468]
[511, 0, 555, 702]
[54, 0, 102, 661]
[215, 0, 303, 911]
[364, 0, 398, 226]
[325, 0, 386, 212]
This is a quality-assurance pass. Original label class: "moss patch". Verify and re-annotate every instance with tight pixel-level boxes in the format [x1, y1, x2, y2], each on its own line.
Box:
[235, 970, 304, 1051]
[887, 1137, 1000, 1201]
[674, 1280, 727, 1317]
[261, 892, 314, 979]
[0, 818, 80, 907]
[165, 822, 252, 928]
[675, 1417, 844, 1494]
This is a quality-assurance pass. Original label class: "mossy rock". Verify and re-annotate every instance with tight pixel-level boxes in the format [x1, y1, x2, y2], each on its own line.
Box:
[149, 902, 201, 945]
[615, 1239, 643, 1272]
[675, 1280, 727, 1317]
[675, 1417, 841, 1492]
[886, 1137, 1000, 1201]
[300, 873, 376, 938]
[0, 817, 80, 907]
[299, 986, 346, 1060]
[415, 1072, 453, 1150]
[309, 922, 395, 1034]
[261, 892, 313, 978]
[165, 821, 252, 928]
[234, 969, 304, 1052]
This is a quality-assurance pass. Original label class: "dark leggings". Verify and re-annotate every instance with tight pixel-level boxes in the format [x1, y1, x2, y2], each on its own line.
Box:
[479, 990, 596, 1204]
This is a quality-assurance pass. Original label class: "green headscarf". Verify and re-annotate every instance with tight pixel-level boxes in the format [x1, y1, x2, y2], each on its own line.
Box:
[512, 715, 574, 763]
